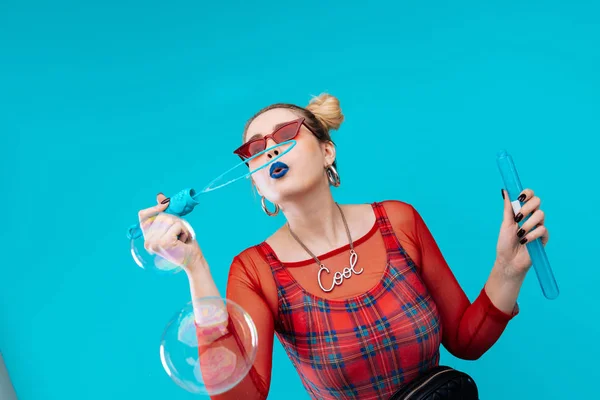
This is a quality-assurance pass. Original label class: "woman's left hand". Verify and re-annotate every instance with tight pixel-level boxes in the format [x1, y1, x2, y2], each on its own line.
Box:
[495, 188, 550, 279]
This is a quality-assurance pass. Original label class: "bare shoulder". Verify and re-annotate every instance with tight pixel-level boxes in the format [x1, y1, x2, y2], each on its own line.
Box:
[264, 224, 287, 248]
[345, 200, 420, 228]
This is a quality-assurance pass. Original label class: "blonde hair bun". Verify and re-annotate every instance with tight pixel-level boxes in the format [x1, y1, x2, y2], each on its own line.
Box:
[306, 93, 344, 131]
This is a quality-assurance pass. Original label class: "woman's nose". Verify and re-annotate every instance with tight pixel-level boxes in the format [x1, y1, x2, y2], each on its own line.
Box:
[265, 138, 281, 159]
[266, 148, 281, 159]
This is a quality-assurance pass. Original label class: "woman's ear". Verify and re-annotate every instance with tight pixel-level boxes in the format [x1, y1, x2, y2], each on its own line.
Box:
[322, 140, 337, 167]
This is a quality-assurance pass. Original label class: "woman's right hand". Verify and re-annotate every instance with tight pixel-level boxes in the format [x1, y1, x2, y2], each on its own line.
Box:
[138, 193, 205, 273]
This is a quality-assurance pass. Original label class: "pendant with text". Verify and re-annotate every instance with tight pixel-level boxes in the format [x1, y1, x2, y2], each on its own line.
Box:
[317, 250, 363, 292]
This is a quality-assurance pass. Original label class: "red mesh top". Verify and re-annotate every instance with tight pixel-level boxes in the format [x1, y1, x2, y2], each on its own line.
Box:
[204, 200, 518, 399]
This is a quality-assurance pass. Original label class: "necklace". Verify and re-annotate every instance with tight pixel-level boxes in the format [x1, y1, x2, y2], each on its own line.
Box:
[287, 203, 364, 293]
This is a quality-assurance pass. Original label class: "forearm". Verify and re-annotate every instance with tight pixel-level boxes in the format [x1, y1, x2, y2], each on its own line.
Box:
[185, 258, 272, 399]
[186, 259, 241, 396]
[432, 260, 521, 359]
[187, 257, 221, 297]
[483, 259, 525, 315]
[186, 258, 224, 322]
[406, 203, 520, 359]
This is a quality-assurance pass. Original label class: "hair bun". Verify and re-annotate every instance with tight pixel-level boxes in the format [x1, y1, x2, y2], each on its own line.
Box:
[306, 93, 344, 131]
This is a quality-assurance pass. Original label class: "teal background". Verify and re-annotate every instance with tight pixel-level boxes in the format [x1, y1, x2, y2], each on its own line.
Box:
[1, 0, 598, 399]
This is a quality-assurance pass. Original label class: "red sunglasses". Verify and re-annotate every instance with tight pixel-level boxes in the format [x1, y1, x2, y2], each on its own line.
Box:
[234, 117, 312, 160]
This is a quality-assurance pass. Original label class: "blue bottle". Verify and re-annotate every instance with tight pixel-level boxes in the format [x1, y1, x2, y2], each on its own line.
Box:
[496, 150, 559, 300]
[127, 188, 199, 240]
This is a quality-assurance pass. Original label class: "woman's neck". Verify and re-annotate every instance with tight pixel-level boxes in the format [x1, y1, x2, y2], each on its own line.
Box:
[280, 183, 348, 251]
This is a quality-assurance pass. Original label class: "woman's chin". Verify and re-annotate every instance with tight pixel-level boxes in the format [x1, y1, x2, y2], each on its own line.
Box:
[266, 177, 320, 202]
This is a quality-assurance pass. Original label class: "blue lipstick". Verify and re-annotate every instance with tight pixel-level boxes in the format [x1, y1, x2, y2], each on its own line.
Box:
[269, 161, 289, 179]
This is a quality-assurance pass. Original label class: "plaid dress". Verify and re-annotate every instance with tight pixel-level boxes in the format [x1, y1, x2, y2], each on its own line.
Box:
[258, 202, 443, 400]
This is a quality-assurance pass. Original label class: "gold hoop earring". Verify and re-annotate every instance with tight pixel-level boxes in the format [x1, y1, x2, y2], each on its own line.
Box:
[261, 196, 280, 216]
[326, 165, 341, 187]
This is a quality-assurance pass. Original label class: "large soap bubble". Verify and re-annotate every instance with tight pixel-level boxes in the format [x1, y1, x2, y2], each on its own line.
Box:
[159, 297, 259, 395]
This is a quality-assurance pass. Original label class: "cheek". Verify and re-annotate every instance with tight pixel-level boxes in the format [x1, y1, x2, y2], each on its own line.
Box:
[252, 170, 270, 186]
[290, 136, 323, 163]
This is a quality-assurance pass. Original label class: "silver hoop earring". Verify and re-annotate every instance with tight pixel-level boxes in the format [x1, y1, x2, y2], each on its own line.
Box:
[326, 165, 341, 187]
[261, 196, 280, 216]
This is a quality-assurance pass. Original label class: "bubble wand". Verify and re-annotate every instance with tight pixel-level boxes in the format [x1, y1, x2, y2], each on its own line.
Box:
[497, 149, 559, 300]
[126, 139, 296, 240]
[126, 140, 296, 274]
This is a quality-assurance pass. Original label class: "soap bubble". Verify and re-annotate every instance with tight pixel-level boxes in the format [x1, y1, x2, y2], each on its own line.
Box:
[130, 214, 196, 275]
[160, 297, 259, 395]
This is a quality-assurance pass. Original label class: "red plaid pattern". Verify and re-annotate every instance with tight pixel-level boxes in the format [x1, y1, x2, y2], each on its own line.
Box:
[258, 202, 443, 399]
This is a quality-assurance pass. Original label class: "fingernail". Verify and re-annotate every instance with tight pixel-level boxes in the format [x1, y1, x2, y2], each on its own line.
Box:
[501, 189, 505, 199]
[515, 213, 523, 223]
[161, 198, 170, 204]
[517, 228, 525, 238]
[518, 194, 526, 202]
[519, 237, 528, 244]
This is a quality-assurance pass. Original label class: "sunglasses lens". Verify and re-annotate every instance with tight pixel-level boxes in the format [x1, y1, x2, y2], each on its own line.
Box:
[273, 122, 299, 143]
[237, 120, 301, 158]
[247, 140, 266, 157]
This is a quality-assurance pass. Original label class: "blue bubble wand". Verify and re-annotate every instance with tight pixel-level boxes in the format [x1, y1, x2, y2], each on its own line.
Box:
[126, 140, 296, 274]
[127, 140, 296, 241]
[497, 149, 559, 300]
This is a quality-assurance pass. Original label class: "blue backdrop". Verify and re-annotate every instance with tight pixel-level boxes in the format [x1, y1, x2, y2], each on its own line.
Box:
[1, 1, 598, 399]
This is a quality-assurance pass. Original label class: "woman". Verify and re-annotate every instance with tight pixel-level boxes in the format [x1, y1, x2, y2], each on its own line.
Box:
[139, 94, 549, 399]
